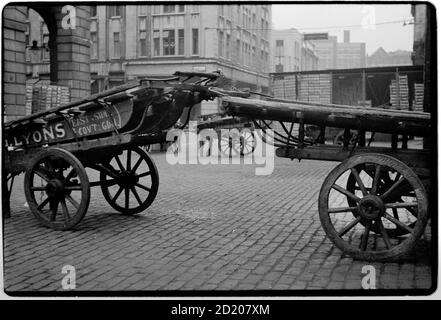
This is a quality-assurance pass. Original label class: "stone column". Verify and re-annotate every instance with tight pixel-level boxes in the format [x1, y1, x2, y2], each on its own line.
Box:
[54, 5, 91, 101]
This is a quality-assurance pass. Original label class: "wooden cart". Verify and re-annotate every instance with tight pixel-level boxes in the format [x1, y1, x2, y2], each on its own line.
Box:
[3, 72, 221, 230]
[219, 95, 432, 261]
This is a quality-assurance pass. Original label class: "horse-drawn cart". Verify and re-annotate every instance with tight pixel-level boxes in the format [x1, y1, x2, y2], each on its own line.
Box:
[3, 71, 221, 230]
[219, 95, 432, 261]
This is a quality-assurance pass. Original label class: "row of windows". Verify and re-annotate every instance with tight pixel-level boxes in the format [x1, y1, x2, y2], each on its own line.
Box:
[91, 29, 200, 59]
[90, 5, 200, 17]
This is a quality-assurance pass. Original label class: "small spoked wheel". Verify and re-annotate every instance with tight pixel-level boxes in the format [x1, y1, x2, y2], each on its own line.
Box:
[100, 147, 159, 215]
[219, 130, 241, 157]
[319, 153, 428, 261]
[240, 131, 256, 156]
[24, 148, 90, 230]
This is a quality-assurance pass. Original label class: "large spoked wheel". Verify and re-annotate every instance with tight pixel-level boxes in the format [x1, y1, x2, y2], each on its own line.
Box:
[24, 148, 90, 230]
[100, 147, 159, 215]
[319, 153, 428, 261]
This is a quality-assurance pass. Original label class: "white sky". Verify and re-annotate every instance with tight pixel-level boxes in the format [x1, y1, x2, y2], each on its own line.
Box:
[272, 4, 414, 55]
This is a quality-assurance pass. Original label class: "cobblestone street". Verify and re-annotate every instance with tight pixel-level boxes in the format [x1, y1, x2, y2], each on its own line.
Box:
[3, 152, 433, 293]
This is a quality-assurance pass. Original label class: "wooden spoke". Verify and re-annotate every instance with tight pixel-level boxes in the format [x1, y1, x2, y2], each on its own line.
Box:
[136, 171, 151, 178]
[381, 177, 405, 201]
[64, 185, 83, 191]
[338, 216, 361, 237]
[360, 221, 371, 251]
[130, 186, 143, 206]
[34, 168, 51, 182]
[385, 202, 418, 209]
[350, 167, 368, 196]
[111, 186, 124, 204]
[125, 187, 130, 209]
[115, 155, 125, 172]
[65, 168, 77, 181]
[393, 208, 399, 219]
[49, 199, 59, 221]
[135, 183, 151, 192]
[37, 197, 50, 211]
[328, 206, 358, 213]
[371, 165, 382, 195]
[131, 157, 143, 174]
[60, 198, 70, 222]
[377, 219, 392, 249]
[331, 184, 361, 202]
[31, 186, 47, 191]
[65, 194, 79, 210]
[126, 149, 132, 172]
[384, 213, 413, 233]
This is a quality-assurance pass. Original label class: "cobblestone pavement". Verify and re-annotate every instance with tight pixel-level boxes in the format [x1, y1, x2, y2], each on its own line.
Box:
[3, 152, 433, 293]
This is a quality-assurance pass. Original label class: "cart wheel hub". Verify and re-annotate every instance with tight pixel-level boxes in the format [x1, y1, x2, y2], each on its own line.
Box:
[120, 172, 138, 186]
[45, 179, 64, 198]
[357, 195, 385, 220]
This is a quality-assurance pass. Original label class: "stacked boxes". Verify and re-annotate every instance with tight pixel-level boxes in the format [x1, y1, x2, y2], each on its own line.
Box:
[272, 75, 297, 100]
[389, 75, 410, 110]
[27, 84, 71, 114]
[271, 73, 331, 104]
[413, 83, 424, 112]
[298, 73, 332, 104]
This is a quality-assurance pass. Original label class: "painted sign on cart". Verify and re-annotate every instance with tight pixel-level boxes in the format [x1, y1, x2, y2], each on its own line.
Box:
[5, 100, 131, 148]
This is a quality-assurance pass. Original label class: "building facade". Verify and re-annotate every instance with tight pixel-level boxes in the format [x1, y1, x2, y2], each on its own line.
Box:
[309, 35, 337, 70]
[309, 31, 366, 70]
[25, 4, 272, 116]
[270, 29, 318, 73]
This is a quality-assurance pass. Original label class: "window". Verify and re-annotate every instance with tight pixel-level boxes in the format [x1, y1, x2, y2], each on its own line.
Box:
[113, 32, 121, 58]
[218, 31, 224, 57]
[109, 6, 122, 17]
[192, 28, 199, 55]
[90, 6, 97, 17]
[42, 34, 49, 60]
[153, 6, 161, 14]
[163, 5, 175, 13]
[178, 29, 184, 55]
[275, 39, 284, 57]
[91, 32, 98, 58]
[178, 5, 185, 13]
[139, 30, 147, 57]
[153, 30, 160, 56]
[219, 5, 224, 16]
[163, 30, 175, 55]
[236, 39, 241, 63]
[226, 34, 230, 60]
[191, 5, 199, 13]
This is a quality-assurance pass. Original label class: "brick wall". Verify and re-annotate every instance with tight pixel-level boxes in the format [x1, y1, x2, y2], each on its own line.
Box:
[3, 6, 27, 121]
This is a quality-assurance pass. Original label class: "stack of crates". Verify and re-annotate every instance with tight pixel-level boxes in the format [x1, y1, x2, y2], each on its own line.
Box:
[389, 75, 410, 110]
[298, 73, 332, 104]
[28, 84, 71, 114]
[412, 83, 424, 112]
[272, 75, 297, 100]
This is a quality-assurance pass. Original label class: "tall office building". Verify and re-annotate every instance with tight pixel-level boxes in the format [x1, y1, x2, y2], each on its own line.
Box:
[25, 4, 272, 115]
